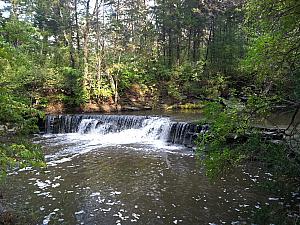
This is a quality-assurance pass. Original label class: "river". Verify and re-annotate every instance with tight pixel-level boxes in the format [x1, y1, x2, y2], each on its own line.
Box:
[1, 112, 299, 224]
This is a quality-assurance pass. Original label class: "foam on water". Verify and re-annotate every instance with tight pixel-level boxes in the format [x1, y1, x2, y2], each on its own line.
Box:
[43, 115, 194, 165]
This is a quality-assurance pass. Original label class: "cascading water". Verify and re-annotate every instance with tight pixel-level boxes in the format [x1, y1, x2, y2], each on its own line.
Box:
[42, 114, 204, 165]
[45, 114, 204, 147]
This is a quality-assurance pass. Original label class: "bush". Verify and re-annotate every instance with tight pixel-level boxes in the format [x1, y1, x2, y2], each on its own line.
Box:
[197, 95, 284, 178]
[0, 140, 46, 181]
[197, 95, 300, 199]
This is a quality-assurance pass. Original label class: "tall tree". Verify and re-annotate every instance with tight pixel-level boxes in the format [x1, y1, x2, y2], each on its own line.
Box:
[244, 0, 300, 99]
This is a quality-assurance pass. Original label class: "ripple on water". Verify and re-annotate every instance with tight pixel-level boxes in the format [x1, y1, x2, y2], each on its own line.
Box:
[3, 134, 299, 224]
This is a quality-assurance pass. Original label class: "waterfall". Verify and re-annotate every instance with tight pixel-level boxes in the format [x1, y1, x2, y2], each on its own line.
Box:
[45, 114, 203, 147]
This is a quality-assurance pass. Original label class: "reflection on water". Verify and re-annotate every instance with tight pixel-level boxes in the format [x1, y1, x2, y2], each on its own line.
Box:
[260, 109, 300, 129]
[3, 136, 297, 225]
[2, 111, 300, 224]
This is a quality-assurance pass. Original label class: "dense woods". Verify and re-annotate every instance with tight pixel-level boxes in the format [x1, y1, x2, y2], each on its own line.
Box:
[0, 0, 299, 111]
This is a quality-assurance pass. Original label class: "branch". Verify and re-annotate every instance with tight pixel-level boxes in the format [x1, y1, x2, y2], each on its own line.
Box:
[281, 99, 300, 107]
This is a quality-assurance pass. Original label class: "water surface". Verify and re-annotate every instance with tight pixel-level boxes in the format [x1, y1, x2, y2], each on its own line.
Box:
[2, 113, 298, 225]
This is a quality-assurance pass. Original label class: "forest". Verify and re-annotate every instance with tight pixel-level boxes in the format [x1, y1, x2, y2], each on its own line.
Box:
[0, 0, 299, 112]
[0, 0, 300, 224]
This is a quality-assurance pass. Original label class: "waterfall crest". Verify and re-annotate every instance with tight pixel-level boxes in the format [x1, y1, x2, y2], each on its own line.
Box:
[45, 114, 204, 147]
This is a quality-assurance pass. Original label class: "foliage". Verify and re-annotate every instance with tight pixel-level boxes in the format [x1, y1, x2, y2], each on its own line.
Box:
[0, 0, 297, 109]
[61, 67, 88, 106]
[0, 88, 44, 134]
[1, 0, 248, 107]
[197, 98, 248, 177]
[0, 20, 46, 181]
[197, 95, 300, 186]
[0, 139, 46, 181]
[197, 95, 273, 178]
[243, 0, 300, 100]
[107, 61, 146, 93]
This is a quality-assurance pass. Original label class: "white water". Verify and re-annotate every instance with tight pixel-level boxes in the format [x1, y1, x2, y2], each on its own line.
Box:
[42, 116, 187, 165]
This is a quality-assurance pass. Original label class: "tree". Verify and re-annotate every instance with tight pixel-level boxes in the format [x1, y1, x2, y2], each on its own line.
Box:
[243, 0, 300, 100]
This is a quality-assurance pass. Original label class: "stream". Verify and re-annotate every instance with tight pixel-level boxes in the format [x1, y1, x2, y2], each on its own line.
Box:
[2, 112, 299, 225]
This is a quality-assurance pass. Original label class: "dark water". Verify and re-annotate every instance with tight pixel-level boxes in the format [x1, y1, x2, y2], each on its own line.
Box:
[1, 112, 299, 225]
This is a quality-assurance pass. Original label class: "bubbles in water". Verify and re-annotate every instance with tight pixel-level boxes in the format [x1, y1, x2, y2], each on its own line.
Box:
[43, 115, 196, 165]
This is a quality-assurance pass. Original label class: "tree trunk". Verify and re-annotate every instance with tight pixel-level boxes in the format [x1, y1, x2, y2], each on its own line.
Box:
[188, 28, 192, 61]
[176, 35, 180, 65]
[192, 29, 198, 62]
[95, 0, 103, 94]
[203, 17, 214, 71]
[59, 3, 75, 68]
[74, 0, 80, 56]
[168, 30, 172, 67]
[83, 0, 91, 98]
